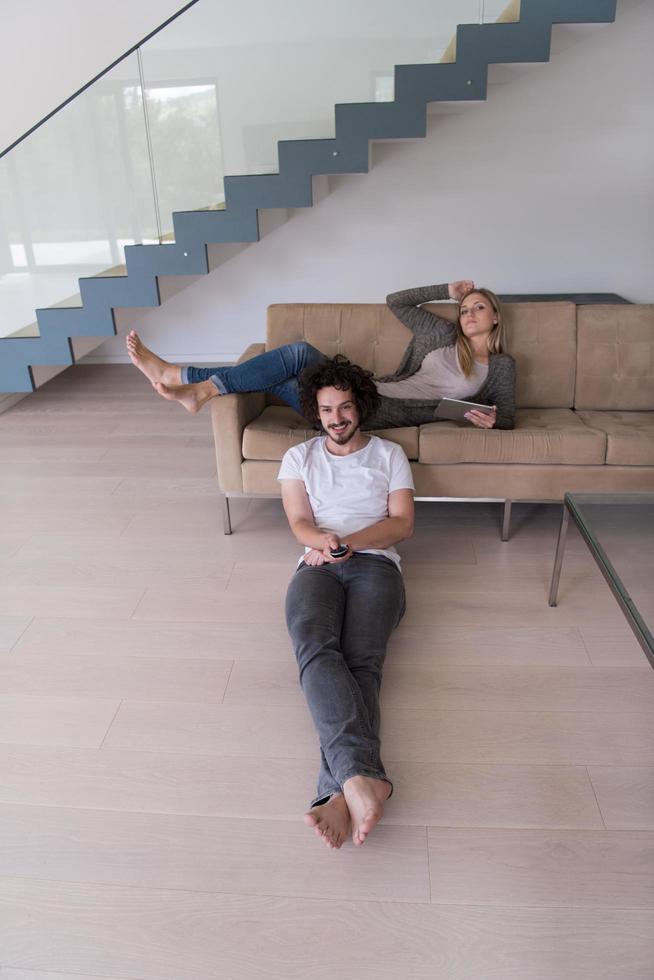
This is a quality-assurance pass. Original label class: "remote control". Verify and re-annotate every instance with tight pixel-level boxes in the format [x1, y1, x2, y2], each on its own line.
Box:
[329, 544, 349, 558]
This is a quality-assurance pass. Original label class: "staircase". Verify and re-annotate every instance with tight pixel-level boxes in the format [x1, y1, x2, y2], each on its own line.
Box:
[0, 0, 617, 394]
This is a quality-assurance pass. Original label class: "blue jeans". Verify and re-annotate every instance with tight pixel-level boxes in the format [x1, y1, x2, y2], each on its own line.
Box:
[285, 554, 406, 806]
[181, 342, 324, 415]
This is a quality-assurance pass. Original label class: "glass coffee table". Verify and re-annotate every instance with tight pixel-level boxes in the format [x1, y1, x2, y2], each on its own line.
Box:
[549, 492, 654, 670]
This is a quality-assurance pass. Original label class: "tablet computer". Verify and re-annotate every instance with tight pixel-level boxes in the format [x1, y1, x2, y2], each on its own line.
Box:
[434, 398, 495, 422]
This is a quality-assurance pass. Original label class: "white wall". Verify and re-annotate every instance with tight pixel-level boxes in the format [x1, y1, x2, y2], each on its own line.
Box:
[3, 0, 653, 365]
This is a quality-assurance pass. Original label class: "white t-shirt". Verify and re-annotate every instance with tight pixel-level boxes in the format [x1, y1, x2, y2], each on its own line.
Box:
[277, 434, 415, 567]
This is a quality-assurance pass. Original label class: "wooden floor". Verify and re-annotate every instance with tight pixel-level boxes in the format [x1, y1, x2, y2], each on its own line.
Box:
[0, 365, 653, 980]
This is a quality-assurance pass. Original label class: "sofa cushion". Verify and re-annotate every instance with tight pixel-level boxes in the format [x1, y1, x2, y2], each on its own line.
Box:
[242, 406, 315, 461]
[577, 411, 654, 466]
[242, 406, 420, 461]
[266, 303, 413, 378]
[575, 305, 654, 410]
[502, 302, 577, 409]
[418, 408, 606, 465]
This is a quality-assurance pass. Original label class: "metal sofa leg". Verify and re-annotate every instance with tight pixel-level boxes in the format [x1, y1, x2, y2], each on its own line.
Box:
[221, 494, 232, 535]
[501, 499, 512, 541]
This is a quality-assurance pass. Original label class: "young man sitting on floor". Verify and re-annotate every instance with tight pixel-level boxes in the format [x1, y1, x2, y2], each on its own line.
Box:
[279, 355, 415, 849]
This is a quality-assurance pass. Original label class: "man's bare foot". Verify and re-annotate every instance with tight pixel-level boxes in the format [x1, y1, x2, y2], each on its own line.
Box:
[126, 330, 182, 386]
[343, 775, 391, 846]
[152, 379, 219, 415]
[303, 793, 351, 850]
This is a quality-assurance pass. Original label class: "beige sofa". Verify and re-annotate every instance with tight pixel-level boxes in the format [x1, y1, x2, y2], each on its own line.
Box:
[210, 300, 654, 537]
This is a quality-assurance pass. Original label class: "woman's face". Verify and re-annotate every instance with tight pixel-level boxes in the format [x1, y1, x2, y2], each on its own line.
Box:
[458, 292, 498, 340]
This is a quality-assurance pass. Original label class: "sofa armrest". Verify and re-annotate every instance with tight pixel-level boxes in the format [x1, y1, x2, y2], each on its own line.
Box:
[210, 344, 266, 493]
[237, 343, 266, 365]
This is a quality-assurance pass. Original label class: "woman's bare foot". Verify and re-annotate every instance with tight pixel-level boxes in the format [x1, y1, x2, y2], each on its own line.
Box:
[126, 330, 182, 385]
[303, 793, 351, 849]
[343, 776, 391, 846]
[152, 379, 219, 414]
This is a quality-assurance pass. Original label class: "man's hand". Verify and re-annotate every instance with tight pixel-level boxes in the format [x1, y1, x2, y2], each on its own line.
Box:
[303, 536, 352, 566]
[465, 406, 496, 429]
[321, 534, 351, 564]
[303, 548, 327, 566]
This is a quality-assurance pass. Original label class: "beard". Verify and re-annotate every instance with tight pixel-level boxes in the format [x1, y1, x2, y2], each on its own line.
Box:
[326, 420, 360, 446]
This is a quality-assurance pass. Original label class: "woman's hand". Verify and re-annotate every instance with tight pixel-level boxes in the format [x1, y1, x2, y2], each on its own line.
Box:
[464, 406, 496, 429]
[448, 280, 475, 302]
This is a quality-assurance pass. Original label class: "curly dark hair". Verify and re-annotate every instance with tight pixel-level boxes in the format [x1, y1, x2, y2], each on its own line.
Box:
[298, 354, 380, 425]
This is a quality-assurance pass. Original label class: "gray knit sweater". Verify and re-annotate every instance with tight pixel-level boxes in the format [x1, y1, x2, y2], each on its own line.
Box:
[366, 284, 516, 431]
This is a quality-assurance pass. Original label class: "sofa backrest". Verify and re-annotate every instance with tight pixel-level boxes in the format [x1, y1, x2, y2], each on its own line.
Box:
[575, 305, 654, 410]
[267, 299, 578, 409]
[266, 303, 412, 379]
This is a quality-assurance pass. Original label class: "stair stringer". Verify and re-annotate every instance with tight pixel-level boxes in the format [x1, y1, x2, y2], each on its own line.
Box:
[0, 0, 617, 393]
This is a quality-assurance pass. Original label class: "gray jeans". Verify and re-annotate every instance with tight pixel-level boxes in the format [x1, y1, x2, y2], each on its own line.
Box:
[285, 553, 406, 806]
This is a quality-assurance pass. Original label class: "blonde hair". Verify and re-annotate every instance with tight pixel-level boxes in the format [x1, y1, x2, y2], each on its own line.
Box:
[456, 288, 505, 378]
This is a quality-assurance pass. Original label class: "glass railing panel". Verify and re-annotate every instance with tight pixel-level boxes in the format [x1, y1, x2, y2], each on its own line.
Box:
[139, 69, 225, 238]
[139, 0, 484, 188]
[0, 52, 158, 340]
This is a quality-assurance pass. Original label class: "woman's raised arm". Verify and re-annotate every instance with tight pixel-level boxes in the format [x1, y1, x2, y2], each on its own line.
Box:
[386, 282, 469, 345]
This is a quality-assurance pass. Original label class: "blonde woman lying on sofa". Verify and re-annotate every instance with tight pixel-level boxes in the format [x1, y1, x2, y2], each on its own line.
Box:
[126, 281, 516, 430]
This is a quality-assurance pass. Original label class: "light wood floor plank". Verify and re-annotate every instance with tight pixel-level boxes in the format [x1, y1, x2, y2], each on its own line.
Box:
[102, 700, 654, 767]
[580, 626, 651, 668]
[588, 767, 654, 830]
[132, 586, 284, 624]
[222, 660, 654, 713]
[0, 511, 132, 537]
[390, 762, 604, 829]
[383, 663, 654, 713]
[0, 445, 108, 462]
[0, 556, 231, 590]
[0, 696, 119, 749]
[401, 558, 604, 594]
[0, 536, 29, 560]
[12, 618, 291, 662]
[0, 476, 122, 496]
[388, 625, 592, 665]
[0, 584, 146, 621]
[427, 828, 654, 908]
[400, 590, 630, 628]
[113, 476, 220, 496]
[102, 701, 316, 758]
[0, 803, 429, 903]
[0, 746, 603, 828]
[0, 616, 32, 653]
[12, 532, 226, 563]
[0, 971, 135, 980]
[1, 877, 652, 980]
[383, 707, 654, 766]
[0, 654, 233, 702]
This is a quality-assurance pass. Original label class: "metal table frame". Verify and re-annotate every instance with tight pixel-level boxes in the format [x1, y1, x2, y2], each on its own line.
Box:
[549, 492, 654, 671]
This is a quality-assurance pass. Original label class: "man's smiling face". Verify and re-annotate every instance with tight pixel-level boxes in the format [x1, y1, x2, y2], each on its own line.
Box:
[316, 386, 362, 451]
